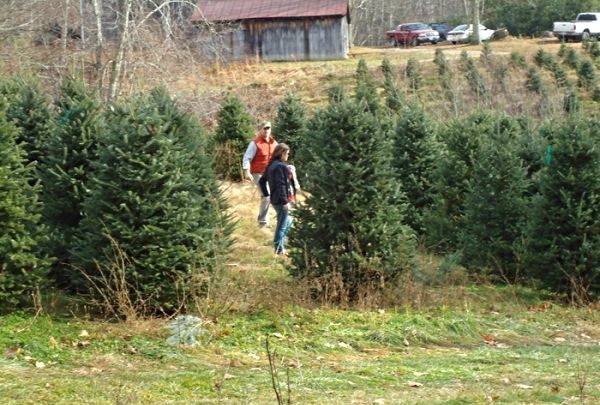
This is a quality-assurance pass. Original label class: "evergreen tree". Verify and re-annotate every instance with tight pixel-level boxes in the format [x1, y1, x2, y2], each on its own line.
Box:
[272, 93, 307, 163]
[212, 95, 254, 181]
[39, 77, 104, 291]
[524, 118, 600, 302]
[74, 87, 233, 313]
[381, 58, 403, 112]
[405, 58, 422, 91]
[289, 100, 415, 303]
[391, 104, 440, 236]
[458, 116, 530, 282]
[355, 59, 380, 114]
[424, 111, 494, 252]
[0, 96, 48, 308]
[0, 76, 52, 167]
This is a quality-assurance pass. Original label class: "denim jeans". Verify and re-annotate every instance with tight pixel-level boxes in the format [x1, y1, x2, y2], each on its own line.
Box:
[273, 203, 292, 254]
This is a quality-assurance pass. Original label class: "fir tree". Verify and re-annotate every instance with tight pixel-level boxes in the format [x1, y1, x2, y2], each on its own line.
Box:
[272, 93, 307, 163]
[0, 97, 48, 308]
[289, 100, 415, 303]
[524, 118, 600, 301]
[405, 58, 422, 91]
[0, 76, 52, 167]
[212, 95, 254, 181]
[381, 58, 403, 112]
[391, 103, 440, 236]
[458, 116, 530, 281]
[425, 111, 495, 252]
[74, 87, 233, 313]
[355, 59, 380, 114]
[39, 77, 104, 291]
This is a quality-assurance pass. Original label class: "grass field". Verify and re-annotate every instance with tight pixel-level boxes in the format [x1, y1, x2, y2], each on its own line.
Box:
[1, 183, 600, 405]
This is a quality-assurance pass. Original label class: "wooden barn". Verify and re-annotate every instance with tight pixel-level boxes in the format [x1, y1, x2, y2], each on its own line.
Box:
[190, 0, 350, 61]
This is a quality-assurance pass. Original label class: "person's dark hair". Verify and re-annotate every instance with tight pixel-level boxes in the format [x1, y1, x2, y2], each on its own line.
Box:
[269, 143, 290, 164]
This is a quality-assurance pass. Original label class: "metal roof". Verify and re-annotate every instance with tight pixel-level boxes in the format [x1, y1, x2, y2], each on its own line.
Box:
[191, 0, 349, 22]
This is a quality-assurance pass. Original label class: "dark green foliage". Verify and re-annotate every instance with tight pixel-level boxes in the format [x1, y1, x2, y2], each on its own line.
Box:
[563, 47, 580, 70]
[524, 118, 600, 301]
[558, 43, 568, 58]
[39, 77, 104, 290]
[563, 87, 581, 114]
[212, 95, 254, 181]
[583, 39, 600, 58]
[592, 85, 600, 102]
[425, 111, 498, 252]
[463, 55, 488, 102]
[549, 61, 568, 87]
[74, 87, 233, 313]
[0, 76, 52, 167]
[381, 58, 403, 112]
[327, 83, 347, 104]
[288, 100, 415, 303]
[433, 49, 449, 77]
[391, 104, 440, 236]
[272, 93, 307, 163]
[458, 116, 530, 282]
[534, 48, 554, 69]
[510, 51, 527, 69]
[485, 0, 597, 37]
[405, 58, 422, 91]
[526, 66, 546, 94]
[0, 97, 48, 309]
[355, 59, 380, 113]
[577, 59, 596, 89]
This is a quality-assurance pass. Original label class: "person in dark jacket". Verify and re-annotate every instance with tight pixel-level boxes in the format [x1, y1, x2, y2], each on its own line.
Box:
[259, 143, 292, 256]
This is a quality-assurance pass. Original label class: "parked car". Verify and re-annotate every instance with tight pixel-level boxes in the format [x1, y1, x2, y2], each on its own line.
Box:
[447, 24, 495, 44]
[430, 23, 453, 41]
[553, 12, 600, 41]
[386, 23, 440, 47]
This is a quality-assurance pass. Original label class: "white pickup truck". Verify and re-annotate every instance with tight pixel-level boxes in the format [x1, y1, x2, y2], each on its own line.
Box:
[553, 12, 600, 41]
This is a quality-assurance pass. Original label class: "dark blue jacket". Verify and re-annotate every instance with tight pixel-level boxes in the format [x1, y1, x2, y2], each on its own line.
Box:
[259, 159, 289, 205]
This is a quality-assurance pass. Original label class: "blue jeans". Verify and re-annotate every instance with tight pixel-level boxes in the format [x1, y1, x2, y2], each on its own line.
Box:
[273, 204, 292, 254]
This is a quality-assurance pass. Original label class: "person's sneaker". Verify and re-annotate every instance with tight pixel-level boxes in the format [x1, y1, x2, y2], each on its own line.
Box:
[259, 223, 272, 229]
[277, 251, 289, 258]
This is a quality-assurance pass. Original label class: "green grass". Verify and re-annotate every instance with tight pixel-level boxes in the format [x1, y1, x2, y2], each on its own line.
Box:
[2, 291, 599, 404]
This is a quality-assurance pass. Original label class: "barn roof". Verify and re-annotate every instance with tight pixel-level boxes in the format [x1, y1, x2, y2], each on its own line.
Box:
[190, 0, 349, 22]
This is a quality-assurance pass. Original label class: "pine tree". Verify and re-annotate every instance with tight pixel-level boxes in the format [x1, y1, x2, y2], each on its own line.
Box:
[405, 58, 422, 91]
[0, 97, 48, 308]
[391, 103, 440, 236]
[39, 77, 104, 291]
[381, 58, 403, 112]
[289, 100, 415, 303]
[458, 115, 530, 281]
[74, 87, 233, 313]
[212, 94, 254, 181]
[524, 118, 600, 302]
[355, 59, 380, 114]
[0, 76, 52, 167]
[425, 111, 494, 252]
[272, 93, 307, 163]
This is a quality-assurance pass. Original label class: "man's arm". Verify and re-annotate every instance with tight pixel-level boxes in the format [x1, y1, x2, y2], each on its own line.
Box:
[242, 141, 257, 181]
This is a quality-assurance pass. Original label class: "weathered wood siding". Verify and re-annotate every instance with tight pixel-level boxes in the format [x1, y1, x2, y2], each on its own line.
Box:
[237, 16, 349, 61]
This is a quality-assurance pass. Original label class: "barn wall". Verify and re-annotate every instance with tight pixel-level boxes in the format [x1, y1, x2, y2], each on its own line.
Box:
[240, 16, 348, 61]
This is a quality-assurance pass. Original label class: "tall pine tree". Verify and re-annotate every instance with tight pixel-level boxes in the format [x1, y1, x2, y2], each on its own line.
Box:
[524, 118, 600, 302]
[212, 94, 254, 181]
[39, 77, 104, 291]
[272, 92, 307, 164]
[0, 96, 49, 309]
[289, 99, 415, 303]
[74, 87, 233, 313]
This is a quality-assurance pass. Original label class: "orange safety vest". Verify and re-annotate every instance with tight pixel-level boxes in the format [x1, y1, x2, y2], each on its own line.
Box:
[250, 135, 277, 174]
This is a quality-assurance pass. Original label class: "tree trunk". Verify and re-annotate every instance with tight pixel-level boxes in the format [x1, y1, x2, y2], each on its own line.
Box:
[92, 0, 104, 93]
[471, 0, 480, 45]
[108, 0, 132, 101]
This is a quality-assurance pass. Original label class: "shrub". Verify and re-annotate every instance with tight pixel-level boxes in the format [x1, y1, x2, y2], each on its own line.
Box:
[289, 100, 415, 303]
[212, 95, 254, 181]
[73, 87, 233, 314]
[355, 59, 380, 113]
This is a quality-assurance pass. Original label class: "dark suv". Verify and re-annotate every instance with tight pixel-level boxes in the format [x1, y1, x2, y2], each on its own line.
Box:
[431, 23, 453, 41]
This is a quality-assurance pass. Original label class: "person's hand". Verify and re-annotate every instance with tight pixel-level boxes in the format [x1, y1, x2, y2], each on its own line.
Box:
[245, 170, 253, 182]
[283, 203, 289, 210]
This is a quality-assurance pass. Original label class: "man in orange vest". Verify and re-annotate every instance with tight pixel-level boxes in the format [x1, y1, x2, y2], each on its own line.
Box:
[242, 121, 278, 227]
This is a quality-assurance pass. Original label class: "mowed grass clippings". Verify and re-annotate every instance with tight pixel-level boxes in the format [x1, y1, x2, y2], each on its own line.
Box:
[1, 300, 600, 405]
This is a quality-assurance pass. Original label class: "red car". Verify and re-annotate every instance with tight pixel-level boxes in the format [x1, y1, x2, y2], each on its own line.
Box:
[386, 23, 440, 47]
